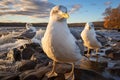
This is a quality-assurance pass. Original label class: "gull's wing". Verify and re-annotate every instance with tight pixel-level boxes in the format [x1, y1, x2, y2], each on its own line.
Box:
[96, 32, 107, 46]
[14, 29, 36, 39]
[75, 40, 84, 55]
[70, 29, 81, 40]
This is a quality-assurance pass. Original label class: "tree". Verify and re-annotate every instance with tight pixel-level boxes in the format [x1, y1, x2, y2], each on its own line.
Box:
[103, 5, 120, 29]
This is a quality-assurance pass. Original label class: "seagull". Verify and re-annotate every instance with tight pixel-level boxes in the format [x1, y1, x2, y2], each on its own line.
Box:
[81, 22, 107, 60]
[13, 23, 36, 43]
[41, 5, 83, 80]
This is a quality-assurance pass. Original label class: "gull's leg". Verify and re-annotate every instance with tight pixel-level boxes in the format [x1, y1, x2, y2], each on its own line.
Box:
[28, 39, 32, 44]
[65, 63, 75, 80]
[96, 49, 99, 62]
[46, 61, 58, 78]
[85, 48, 90, 59]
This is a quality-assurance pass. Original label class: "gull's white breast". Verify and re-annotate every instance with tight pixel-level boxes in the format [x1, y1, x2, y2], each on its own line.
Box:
[41, 22, 82, 63]
[81, 29, 102, 49]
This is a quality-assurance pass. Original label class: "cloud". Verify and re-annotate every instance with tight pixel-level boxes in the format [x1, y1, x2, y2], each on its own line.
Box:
[69, 4, 82, 14]
[104, 1, 112, 6]
[0, 0, 55, 18]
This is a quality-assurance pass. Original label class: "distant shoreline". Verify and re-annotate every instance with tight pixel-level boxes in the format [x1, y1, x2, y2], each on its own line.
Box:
[0, 21, 104, 29]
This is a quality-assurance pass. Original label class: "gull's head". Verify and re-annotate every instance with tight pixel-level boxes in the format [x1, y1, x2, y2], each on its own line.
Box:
[50, 5, 69, 21]
[85, 22, 94, 30]
[26, 23, 33, 29]
[26, 23, 36, 32]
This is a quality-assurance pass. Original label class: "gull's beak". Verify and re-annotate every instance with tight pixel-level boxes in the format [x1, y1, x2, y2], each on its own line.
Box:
[61, 13, 69, 19]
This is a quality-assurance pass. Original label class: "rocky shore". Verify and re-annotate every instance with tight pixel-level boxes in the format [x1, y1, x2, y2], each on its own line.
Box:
[0, 29, 120, 80]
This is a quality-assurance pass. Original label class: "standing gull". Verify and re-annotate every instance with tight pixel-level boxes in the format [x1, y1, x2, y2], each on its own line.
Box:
[81, 22, 106, 60]
[14, 23, 36, 43]
[41, 5, 83, 80]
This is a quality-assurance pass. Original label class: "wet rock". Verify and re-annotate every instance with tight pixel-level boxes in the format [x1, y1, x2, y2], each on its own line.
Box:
[79, 60, 107, 73]
[114, 62, 120, 67]
[24, 43, 41, 50]
[0, 72, 14, 79]
[42, 74, 65, 80]
[74, 68, 108, 80]
[21, 62, 71, 80]
[22, 62, 108, 80]
[23, 75, 39, 80]
[112, 42, 120, 49]
[30, 52, 50, 64]
[1, 74, 19, 80]
[0, 72, 19, 80]
[105, 42, 120, 60]
[13, 48, 21, 61]
[35, 62, 49, 69]
[21, 43, 43, 60]
[107, 62, 120, 77]
[107, 67, 120, 77]
[0, 52, 7, 59]
[22, 65, 51, 80]
[19, 69, 36, 80]
[6, 49, 14, 61]
[6, 48, 21, 61]
[21, 47, 35, 60]
[105, 49, 120, 60]
[17, 60, 37, 72]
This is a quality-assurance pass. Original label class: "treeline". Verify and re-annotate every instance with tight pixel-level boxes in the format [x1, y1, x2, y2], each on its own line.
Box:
[103, 5, 120, 29]
[0, 21, 104, 29]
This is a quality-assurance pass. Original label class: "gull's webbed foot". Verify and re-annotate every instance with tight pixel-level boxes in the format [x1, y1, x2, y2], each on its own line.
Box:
[65, 72, 74, 80]
[65, 63, 75, 80]
[46, 71, 58, 78]
[85, 53, 91, 59]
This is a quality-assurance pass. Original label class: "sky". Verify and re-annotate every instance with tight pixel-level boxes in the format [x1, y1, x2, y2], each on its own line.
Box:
[0, 0, 119, 23]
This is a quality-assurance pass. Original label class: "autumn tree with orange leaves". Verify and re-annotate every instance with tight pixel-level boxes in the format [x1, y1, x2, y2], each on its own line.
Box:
[103, 5, 120, 29]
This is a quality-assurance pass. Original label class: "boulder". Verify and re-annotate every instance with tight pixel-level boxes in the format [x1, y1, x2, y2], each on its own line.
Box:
[1, 74, 19, 80]
[19, 69, 36, 80]
[6, 48, 21, 61]
[107, 62, 120, 77]
[105, 42, 120, 60]
[21, 43, 43, 60]
[107, 67, 120, 77]
[13, 48, 21, 61]
[0, 52, 7, 59]
[79, 60, 107, 73]
[22, 65, 51, 80]
[22, 62, 108, 80]
[74, 68, 108, 80]
[105, 49, 120, 60]
[21, 47, 35, 60]
[0, 72, 19, 80]
[17, 60, 37, 72]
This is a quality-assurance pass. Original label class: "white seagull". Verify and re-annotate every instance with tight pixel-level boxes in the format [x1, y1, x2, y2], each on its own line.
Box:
[41, 5, 83, 80]
[14, 23, 36, 43]
[81, 22, 106, 60]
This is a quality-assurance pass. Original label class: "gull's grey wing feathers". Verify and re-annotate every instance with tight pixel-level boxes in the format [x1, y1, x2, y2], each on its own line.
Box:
[70, 29, 81, 40]
[75, 40, 84, 55]
[96, 32, 107, 46]
[14, 29, 36, 39]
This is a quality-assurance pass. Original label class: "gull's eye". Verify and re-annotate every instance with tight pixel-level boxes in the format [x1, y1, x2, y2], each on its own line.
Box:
[53, 10, 58, 13]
